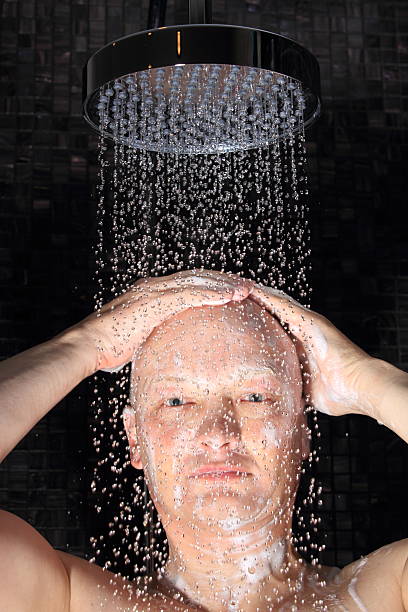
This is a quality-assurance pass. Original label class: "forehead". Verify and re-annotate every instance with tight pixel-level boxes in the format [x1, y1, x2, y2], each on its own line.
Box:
[131, 300, 300, 389]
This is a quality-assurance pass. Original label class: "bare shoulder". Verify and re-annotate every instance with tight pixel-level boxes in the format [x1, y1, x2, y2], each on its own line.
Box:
[58, 552, 199, 612]
[331, 539, 408, 611]
[0, 509, 192, 612]
[58, 551, 134, 612]
[0, 509, 70, 612]
[339, 537, 408, 579]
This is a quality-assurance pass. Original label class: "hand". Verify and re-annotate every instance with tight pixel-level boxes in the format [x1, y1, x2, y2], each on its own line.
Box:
[248, 284, 381, 417]
[75, 270, 253, 373]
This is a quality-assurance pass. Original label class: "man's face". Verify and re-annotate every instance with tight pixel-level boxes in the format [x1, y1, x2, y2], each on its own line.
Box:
[126, 300, 308, 531]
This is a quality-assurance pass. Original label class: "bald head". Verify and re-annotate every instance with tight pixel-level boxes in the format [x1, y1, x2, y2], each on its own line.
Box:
[132, 299, 301, 396]
[124, 297, 309, 532]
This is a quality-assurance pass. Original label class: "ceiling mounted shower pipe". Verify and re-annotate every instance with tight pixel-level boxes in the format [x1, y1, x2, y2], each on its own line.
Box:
[189, 0, 212, 23]
[146, 0, 168, 29]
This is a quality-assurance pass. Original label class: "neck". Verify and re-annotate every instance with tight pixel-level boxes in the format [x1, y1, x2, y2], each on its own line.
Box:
[158, 510, 309, 611]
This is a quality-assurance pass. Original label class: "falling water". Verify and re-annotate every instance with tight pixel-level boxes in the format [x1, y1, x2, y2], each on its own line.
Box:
[88, 65, 327, 610]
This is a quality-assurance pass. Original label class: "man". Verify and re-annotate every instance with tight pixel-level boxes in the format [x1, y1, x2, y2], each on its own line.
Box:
[1, 269, 408, 611]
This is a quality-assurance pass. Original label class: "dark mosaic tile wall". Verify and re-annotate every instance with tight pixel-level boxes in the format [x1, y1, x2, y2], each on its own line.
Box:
[1, 0, 407, 567]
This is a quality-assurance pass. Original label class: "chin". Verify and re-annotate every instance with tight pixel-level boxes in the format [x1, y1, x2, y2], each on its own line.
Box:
[182, 490, 273, 528]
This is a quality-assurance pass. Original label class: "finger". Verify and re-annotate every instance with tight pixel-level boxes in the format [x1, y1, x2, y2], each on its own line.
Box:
[124, 284, 235, 330]
[132, 286, 238, 354]
[130, 274, 252, 303]
[119, 271, 255, 311]
[97, 278, 231, 312]
[134, 269, 229, 287]
[248, 286, 324, 360]
[168, 271, 254, 295]
[248, 286, 309, 328]
[249, 287, 334, 369]
[161, 285, 238, 313]
[148, 269, 253, 290]
[184, 273, 254, 301]
[231, 282, 253, 301]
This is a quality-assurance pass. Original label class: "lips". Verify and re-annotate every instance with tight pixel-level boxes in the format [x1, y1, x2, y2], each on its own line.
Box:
[190, 464, 252, 479]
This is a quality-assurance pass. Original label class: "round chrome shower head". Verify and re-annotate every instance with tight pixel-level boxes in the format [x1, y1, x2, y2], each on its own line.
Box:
[83, 24, 321, 155]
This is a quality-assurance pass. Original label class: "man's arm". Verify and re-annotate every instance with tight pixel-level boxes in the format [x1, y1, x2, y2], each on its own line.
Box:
[359, 358, 408, 444]
[0, 332, 97, 611]
[249, 284, 408, 439]
[0, 327, 96, 463]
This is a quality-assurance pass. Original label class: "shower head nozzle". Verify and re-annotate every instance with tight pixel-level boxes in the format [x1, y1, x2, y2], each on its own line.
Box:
[83, 23, 320, 155]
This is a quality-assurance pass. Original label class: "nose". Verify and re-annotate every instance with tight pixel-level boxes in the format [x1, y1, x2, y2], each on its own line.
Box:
[198, 397, 241, 452]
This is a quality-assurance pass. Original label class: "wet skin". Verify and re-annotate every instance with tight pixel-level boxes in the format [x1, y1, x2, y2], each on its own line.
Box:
[2, 270, 408, 612]
[128, 301, 307, 518]
[122, 298, 408, 611]
[125, 300, 309, 610]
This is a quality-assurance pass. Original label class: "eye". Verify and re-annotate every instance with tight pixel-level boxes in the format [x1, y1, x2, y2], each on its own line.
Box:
[242, 393, 266, 403]
[165, 397, 184, 407]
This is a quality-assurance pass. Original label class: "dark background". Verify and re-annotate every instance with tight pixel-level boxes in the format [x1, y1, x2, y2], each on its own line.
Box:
[0, 0, 407, 568]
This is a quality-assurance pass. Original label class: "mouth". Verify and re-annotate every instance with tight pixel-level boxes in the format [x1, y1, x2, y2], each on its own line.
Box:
[190, 465, 252, 480]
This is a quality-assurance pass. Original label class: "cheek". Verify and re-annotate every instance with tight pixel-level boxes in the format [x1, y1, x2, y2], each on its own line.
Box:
[240, 408, 299, 466]
[243, 418, 285, 455]
[137, 421, 181, 507]
[139, 416, 193, 472]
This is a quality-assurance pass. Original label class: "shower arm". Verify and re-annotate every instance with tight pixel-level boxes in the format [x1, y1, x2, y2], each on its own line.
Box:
[147, 0, 168, 29]
[189, 0, 212, 23]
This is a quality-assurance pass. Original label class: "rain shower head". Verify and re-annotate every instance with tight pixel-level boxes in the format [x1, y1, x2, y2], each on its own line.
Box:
[82, 2, 321, 155]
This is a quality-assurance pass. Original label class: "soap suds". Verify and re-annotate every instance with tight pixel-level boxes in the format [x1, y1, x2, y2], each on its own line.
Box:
[262, 422, 281, 449]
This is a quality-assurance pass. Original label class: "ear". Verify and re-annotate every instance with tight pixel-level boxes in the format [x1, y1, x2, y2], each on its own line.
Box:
[123, 407, 143, 470]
